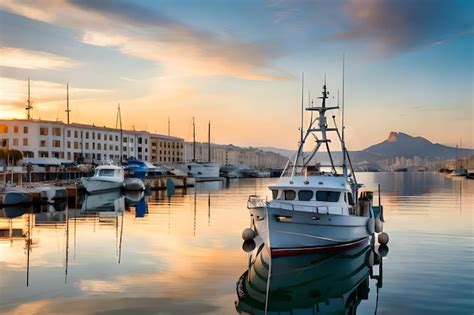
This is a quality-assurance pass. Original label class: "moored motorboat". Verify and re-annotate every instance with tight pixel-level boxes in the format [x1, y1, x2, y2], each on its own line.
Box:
[81, 164, 125, 194]
[245, 82, 387, 256]
[2, 189, 33, 206]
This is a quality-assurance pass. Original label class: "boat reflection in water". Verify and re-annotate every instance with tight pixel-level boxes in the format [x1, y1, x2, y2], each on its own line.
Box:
[236, 238, 388, 314]
[81, 190, 125, 214]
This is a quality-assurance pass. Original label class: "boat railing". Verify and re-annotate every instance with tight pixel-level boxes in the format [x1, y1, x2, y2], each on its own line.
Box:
[270, 201, 345, 215]
[247, 196, 345, 214]
[247, 195, 267, 209]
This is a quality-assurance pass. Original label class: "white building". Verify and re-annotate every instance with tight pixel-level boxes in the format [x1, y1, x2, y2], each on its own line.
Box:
[0, 119, 184, 164]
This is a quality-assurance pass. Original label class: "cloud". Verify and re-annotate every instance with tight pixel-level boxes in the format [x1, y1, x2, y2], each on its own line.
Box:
[0, 0, 288, 80]
[0, 46, 79, 70]
[325, 0, 474, 57]
[0, 77, 112, 117]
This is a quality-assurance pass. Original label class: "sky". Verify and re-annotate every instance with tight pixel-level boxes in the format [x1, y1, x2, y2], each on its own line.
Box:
[0, 0, 473, 150]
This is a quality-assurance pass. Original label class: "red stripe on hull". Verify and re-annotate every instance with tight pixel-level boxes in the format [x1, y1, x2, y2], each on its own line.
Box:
[270, 237, 369, 257]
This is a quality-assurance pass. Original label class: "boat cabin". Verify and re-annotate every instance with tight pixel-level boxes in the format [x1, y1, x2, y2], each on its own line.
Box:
[93, 165, 124, 181]
[268, 175, 356, 215]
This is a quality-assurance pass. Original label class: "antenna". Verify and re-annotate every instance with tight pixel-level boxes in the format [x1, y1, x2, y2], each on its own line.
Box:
[342, 52, 347, 177]
[65, 83, 71, 124]
[26, 78, 33, 120]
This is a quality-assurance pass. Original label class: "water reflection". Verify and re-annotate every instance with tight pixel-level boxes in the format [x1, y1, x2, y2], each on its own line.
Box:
[236, 239, 387, 314]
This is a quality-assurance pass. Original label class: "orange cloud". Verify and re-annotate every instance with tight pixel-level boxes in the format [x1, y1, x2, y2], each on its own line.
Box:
[0, 46, 78, 70]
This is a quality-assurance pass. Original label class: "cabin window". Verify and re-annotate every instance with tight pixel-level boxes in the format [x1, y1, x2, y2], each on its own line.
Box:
[97, 169, 115, 177]
[284, 190, 296, 200]
[298, 190, 314, 201]
[271, 189, 278, 199]
[316, 191, 341, 202]
[347, 192, 355, 206]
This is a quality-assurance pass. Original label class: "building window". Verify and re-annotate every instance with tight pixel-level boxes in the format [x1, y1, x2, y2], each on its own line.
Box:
[40, 127, 48, 135]
[52, 127, 61, 136]
[123, 138, 127, 143]
[14, 126, 19, 133]
[23, 139, 28, 146]
[67, 130, 71, 137]
[67, 141, 71, 148]
[85, 132, 89, 139]
[23, 126, 28, 134]
[74, 142, 79, 149]
[86, 143, 89, 150]
[98, 133, 101, 140]
[13, 138, 18, 146]
[74, 130, 78, 138]
[92, 132, 95, 140]
[39, 151, 49, 158]
[109, 135, 113, 141]
[109, 145, 113, 150]
[138, 137, 142, 144]
[93, 143, 95, 150]
[52, 140, 61, 148]
[40, 140, 47, 147]
[115, 135, 118, 141]
[98, 143, 101, 150]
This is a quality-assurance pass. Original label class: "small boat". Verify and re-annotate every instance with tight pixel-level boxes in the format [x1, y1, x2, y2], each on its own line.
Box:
[2, 189, 33, 206]
[451, 168, 467, 177]
[81, 164, 125, 194]
[124, 177, 145, 191]
[245, 82, 386, 256]
[124, 159, 164, 178]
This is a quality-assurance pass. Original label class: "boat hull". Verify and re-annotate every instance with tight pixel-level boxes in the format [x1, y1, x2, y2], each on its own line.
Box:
[2, 191, 33, 206]
[81, 178, 124, 194]
[250, 206, 371, 256]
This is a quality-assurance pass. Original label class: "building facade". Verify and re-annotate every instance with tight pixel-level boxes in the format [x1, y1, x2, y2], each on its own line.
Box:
[0, 119, 183, 164]
[184, 142, 288, 170]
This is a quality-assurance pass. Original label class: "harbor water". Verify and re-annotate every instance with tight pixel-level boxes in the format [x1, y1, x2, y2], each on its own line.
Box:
[0, 173, 473, 314]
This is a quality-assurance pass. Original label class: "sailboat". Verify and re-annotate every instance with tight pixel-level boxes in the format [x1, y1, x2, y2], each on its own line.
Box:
[452, 141, 467, 177]
[181, 118, 220, 179]
[245, 79, 386, 256]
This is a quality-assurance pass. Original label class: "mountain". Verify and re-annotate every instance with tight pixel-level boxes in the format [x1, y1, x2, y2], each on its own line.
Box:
[259, 132, 474, 167]
[358, 132, 474, 161]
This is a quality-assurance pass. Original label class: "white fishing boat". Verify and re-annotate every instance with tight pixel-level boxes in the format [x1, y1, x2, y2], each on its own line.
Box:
[81, 164, 125, 194]
[245, 81, 387, 256]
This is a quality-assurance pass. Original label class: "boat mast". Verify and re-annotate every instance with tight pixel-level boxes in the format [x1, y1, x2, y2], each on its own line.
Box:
[26, 78, 33, 120]
[192, 116, 196, 162]
[342, 53, 347, 177]
[116, 104, 123, 164]
[208, 120, 211, 163]
[65, 83, 71, 125]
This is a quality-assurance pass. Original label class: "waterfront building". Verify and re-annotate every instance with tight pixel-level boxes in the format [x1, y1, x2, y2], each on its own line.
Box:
[0, 119, 183, 164]
[184, 142, 287, 170]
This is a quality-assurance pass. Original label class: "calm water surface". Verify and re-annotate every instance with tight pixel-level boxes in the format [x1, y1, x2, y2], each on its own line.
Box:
[0, 173, 473, 314]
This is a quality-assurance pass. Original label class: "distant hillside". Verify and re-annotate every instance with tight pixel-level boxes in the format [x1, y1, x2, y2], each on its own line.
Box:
[258, 132, 474, 170]
[359, 132, 474, 160]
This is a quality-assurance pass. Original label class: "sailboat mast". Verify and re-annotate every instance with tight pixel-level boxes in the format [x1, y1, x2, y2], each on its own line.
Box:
[116, 104, 123, 164]
[192, 116, 196, 162]
[26, 78, 33, 120]
[208, 120, 211, 163]
[66, 83, 71, 124]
